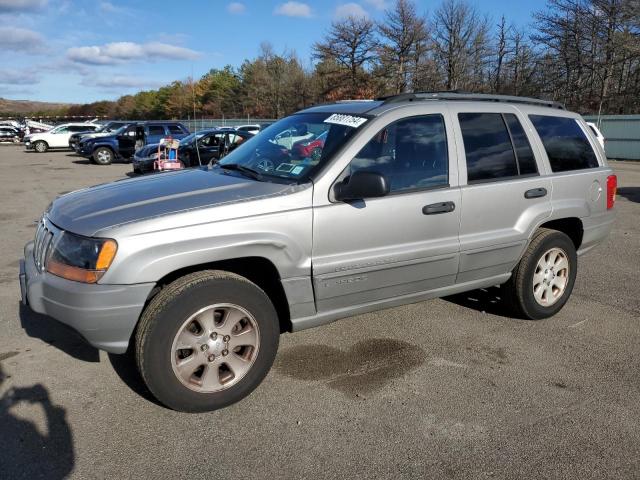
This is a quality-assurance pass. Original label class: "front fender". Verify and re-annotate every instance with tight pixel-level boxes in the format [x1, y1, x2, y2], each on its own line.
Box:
[98, 199, 314, 285]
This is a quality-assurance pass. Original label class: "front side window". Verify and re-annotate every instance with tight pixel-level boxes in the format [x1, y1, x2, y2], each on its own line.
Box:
[529, 115, 599, 172]
[348, 115, 448, 193]
[168, 125, 184, 135]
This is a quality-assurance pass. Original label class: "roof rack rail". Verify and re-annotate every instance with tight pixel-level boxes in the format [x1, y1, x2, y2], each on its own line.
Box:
[377, 91, 565, 110]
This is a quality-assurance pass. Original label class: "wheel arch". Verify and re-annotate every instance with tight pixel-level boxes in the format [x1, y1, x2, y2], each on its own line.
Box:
[537, 217, 584, 250]
[143, 256, 292, 334]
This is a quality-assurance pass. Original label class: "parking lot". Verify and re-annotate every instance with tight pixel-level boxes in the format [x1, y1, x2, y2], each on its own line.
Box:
[0, 144, 639, 479]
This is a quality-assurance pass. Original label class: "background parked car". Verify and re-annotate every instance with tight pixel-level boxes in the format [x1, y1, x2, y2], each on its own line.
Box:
[78, 121, 189, 165]
[69, 121, 129, 151]
[586, 122, 606, 149]
[0, 126, 22, 143]
[235, 124, 261, 135]
[132, 129, 252, 173]
[24, 123, 101, 152]
[292, 130, 327, 160]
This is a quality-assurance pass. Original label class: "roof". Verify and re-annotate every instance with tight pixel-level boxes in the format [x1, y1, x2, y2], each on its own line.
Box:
[299, 92, 566, 117]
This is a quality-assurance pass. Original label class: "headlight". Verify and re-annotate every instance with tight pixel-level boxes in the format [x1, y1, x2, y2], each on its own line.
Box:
[46, 232, 117, 283]
[150, 152, 159, 159]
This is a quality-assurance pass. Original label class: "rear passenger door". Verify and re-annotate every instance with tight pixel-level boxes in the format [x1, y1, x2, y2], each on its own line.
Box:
[450, 106, 552, 283]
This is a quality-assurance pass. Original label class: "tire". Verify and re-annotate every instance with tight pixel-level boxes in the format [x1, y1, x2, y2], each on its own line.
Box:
[93, 147, 114, 165]
[135, 270, 280, 412]
[33, 141, 48, 153]
[502, 228, 577, 320]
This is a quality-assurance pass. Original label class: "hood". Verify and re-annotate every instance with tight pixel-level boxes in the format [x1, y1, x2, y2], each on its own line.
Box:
[47, 169, 293, 237]
[78, 131, 112, 140]
[80, 132, 117, 144]
[136, 143, 160, 158]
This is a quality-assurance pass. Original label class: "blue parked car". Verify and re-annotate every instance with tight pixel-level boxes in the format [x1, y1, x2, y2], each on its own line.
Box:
[77, 121, 190, 165]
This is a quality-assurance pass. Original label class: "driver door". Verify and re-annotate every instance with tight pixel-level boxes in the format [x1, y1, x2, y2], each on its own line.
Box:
[118, 126, 137, 157]
[311, 113, 461, 312]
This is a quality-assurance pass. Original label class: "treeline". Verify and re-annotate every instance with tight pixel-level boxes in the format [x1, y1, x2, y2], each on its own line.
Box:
[65, 0, 639, 119]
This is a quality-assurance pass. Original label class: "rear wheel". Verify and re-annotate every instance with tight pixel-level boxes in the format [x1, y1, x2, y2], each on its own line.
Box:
[34, 141, 48, 153]
[93, 147, 113, 165]
[502, 228, 577, 319]
[135, 270, 279, 412]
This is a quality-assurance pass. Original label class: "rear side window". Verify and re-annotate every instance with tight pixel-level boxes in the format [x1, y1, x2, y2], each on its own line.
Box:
[168, 125, 184, 135]
[459, 113, 518, 182]
[459, 113, 538, 182]
[503, 114, 537, 175]
[529, 115, 599, 172]
[148, 125, 165, 136]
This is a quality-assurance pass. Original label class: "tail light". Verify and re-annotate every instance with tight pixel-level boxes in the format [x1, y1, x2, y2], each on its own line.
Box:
[606, 175, 617, 209]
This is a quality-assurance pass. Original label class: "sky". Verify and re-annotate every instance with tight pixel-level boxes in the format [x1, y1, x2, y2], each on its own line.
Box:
[0, 0, 548, 104]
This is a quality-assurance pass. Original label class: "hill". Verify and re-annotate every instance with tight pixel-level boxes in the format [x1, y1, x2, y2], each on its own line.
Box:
[0, 98, 73, 115]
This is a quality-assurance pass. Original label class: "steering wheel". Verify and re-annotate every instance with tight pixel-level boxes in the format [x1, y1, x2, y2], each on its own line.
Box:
[256, 159, 275, 172]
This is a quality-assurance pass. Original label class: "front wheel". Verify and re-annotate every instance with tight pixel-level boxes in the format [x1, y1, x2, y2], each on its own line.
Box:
[502, 228, 577, 320]
[135, 270, 279, 412]
[33, 141, 48, 153]
[93, 147, 113, 165]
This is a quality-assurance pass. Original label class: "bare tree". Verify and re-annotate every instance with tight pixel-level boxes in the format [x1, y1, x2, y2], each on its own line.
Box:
[377, 0, 429, 94]
[432, 0, 491, 90]
[313, 15, 378, 97]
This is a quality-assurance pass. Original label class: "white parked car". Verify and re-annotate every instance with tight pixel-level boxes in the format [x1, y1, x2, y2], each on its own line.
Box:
[25, 123, 101, 153]
[586, 122, 605, 149]
[235, 124, 261, 135]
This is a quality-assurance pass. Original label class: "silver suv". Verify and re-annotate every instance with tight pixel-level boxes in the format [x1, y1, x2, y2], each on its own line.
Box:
[19, 93, 617, 412]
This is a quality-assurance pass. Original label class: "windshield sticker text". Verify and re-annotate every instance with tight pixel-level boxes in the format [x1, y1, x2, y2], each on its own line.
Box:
[324, 114, 367, 128]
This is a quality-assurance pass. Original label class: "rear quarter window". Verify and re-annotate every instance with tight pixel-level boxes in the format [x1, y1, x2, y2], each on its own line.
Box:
[168, 125, 185, 135]
[529, 115, 599, 172]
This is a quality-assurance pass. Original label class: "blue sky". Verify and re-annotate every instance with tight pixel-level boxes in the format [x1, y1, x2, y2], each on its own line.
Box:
[0, 0, 547, 104]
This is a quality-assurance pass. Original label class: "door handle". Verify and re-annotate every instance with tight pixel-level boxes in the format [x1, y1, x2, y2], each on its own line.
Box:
[422, 201, 455, 215]
[524, 188, 547, 199]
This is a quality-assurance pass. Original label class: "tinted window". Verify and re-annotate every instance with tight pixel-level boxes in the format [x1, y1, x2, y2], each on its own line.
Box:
[168, 125, 184, 135]
[529, 115, 599, 172]
[459, 113, 518, 182]
[504, 113, 538, 175]
[350, 115, 448, 193]
[148, 125, 165, 136]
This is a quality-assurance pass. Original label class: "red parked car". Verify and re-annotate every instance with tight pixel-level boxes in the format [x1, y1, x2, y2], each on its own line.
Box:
[292, 130, 327, 161]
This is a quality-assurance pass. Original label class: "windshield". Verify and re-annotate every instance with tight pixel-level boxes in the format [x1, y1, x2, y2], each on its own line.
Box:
[180, 130, 210, 145]
[217, 112, 367, 182]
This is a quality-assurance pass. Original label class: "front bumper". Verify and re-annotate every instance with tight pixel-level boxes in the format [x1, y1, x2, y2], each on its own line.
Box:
[24, 141, 33, 150]
[20, 241, 155, 354]
[132, 156, 156, 173]
[77, 143, 94, 157]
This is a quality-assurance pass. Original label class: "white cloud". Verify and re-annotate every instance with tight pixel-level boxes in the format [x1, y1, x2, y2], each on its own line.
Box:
[227, 2, 245, 14]
[0, 68, 40, 85]
[364, 0, 386, 10]
[67, 41, 200, 65]
[274, 1, 311, 18]
[81, 75, 161, 90]
[0, 26, 45, 53]
[0, 0, 47, 13]
[335, 3, 369, 20]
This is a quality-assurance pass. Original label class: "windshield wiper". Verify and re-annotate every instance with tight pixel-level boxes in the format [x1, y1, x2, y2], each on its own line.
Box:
[217, 163, 263, 181]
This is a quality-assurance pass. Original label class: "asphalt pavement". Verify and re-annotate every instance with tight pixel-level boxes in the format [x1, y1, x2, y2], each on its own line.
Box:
[0, 145, 639, 479]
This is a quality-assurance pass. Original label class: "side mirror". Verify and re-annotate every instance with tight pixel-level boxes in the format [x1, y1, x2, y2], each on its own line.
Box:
[334, 171, 390, 201]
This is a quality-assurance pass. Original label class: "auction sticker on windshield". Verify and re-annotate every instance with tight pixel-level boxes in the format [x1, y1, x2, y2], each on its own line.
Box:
[324, 114, 368, 128]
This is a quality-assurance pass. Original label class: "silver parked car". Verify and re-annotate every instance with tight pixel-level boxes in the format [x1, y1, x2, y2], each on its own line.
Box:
[19, 93, 617, 412]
